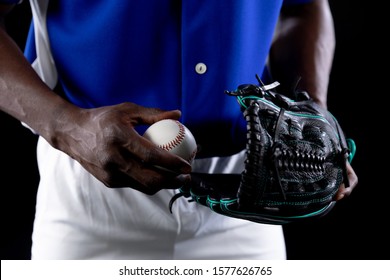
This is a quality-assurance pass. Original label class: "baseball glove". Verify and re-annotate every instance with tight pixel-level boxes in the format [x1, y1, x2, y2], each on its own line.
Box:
[169, 75, 356, 225]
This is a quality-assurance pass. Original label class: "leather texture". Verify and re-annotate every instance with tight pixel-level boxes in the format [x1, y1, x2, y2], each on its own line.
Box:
[170, 78, 353, 225]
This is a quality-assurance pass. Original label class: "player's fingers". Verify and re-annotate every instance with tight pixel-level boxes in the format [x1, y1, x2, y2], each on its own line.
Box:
[334, 164, 358, 201]
[133, 167, 191, 194]
[124, 157, 191, 193]
[347, 163, 358, 189]
[103, 165, 191, 195]
[145, 143, 192, 174]
[128, 134, 192, 174]
[134, 106, 182, 125]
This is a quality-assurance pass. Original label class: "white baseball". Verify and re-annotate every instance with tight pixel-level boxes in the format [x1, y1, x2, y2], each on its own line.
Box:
[143, 119, 197, 163]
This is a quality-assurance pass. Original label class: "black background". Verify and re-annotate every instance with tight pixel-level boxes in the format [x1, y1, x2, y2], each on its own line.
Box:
[1, 1, 388, 260]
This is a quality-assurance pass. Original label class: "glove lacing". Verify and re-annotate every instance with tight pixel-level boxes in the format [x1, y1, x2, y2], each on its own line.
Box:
[270, 107, 287, 200]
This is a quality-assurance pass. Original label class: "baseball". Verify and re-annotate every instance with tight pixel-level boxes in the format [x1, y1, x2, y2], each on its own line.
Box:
[143, 119, 197, 163]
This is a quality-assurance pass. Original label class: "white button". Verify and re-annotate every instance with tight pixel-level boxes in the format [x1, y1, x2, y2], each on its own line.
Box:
[195, 62, 207, 74]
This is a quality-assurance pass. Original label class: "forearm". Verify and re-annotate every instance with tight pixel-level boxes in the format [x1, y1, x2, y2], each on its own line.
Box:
[268, 0, 335, 108]
[0, 23, 77, 143]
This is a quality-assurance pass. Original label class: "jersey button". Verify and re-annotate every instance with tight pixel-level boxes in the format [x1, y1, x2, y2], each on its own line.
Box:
[195, 62, 207, 74]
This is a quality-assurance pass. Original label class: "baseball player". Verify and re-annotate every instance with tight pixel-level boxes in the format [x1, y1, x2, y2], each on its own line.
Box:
[0, 0, 357, 259]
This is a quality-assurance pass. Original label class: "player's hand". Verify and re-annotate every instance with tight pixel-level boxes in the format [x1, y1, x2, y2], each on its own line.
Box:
[48, 102, 192, 195]
[333, 162, 358, 201]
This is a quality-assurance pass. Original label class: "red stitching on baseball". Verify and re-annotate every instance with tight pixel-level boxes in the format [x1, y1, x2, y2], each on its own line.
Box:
[159, 120, 186, 151]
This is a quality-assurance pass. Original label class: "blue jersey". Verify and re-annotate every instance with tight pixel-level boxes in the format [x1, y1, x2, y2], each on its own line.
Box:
[8, 0, 315, 156]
